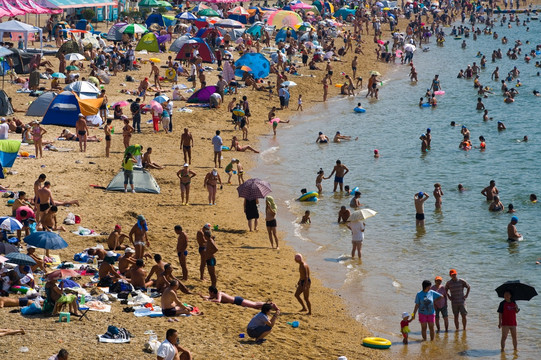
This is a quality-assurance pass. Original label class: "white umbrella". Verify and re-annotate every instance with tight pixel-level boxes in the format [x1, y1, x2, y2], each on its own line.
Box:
[65, 53, 85, 61]
[282, 81, 297, 87]
[215, 19, 245, 29]
[178, 11, 197, 21]
[120, 23, 148, 34]
[404, 44, 416, 52]
[348, 209, 377, 222]
[0, 217, 23, 231]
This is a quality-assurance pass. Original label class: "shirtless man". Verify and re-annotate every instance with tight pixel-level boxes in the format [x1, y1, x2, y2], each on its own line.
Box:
[129, 259, 154, 289]
[180, 128, 194, 165]
[338, 206, 351, 223]
[145, 253, 166, 284]
[507, 216, 521, 242]
[414, 192, 430, 227]
[294, 253, 312, 315]
[87, 247, 107, 260]
[149, 61, 161, 90]
[333, 131, 354, 143]
[98, 251, 124, 287]
[75, 114, 89, 152]
[118, 248, 136, 276]
[36, 181, 54, 224]
[138, 77, 150, 102]
[200, 286, 279, 310]
[204, 229, 218, 287]
[39, 206, 66, 232]
[129, 215, 150, 260]
[0, 296, 36, 308]
[481, 180, 499, 201]
[196, 224, 209, 281]
[316, 132, 330, 144]
[156, 264, 191, 294]
[175, 225, 188, 281]
[433, 183, 444, 209]
[142, 147, 163, 169]
[161, 280, 193, 317]
[326, 160, 349, 192]
[107, 225, 129, 250]
[27, 246, 46, 272]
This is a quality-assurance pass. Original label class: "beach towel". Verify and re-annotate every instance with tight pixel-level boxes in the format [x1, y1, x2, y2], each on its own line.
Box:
[134, 305, 163, 317]
[86, 301, 112, 312]
[38, 254, 61, 266]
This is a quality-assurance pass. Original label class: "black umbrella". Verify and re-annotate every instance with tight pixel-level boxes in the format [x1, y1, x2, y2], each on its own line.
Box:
[495, 280, 538, 301]
[0, 242, 18, 255]
[4, 252, 36, 266]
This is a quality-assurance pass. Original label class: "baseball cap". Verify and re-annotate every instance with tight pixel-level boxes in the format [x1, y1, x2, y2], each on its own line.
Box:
[435, 276, 443, 281]
[402, 312, 410, 319]
[183, 163, 189, 167]
[106, 251, 116, 257]
[27, 245, 36, 249]
[449, 269, 457, 276]
[203, 223, 211, 229]
[125, 247, 135, 254]
[114, 224, 121, 231]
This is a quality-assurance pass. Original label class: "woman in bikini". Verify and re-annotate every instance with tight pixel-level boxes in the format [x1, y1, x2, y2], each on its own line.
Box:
[231, 136, 259, 153]
[129, 215, 150, 260]
[203, 169, 222, 206]
[59, 129, 100, 142]
[30, 121, 47, 158]
[122, 118, 134, 149]
[177, 163, 196, 205]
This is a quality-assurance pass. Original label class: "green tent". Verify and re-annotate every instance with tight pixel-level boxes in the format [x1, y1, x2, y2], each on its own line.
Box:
[135, 32, 160, 53]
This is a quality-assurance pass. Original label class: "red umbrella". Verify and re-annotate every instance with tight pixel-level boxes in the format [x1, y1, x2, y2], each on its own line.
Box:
[47, 269, 80, 280]
[113, 101, 129, 107]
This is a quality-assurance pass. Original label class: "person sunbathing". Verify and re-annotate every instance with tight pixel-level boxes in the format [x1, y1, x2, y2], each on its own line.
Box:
[0, 329, 25, 337]
[155, 263, 191, 294]
[200, 286, 279, 310]
[231, 136, 259, 153]
[60, 129, 100, 142]
[0, 296, 38, 308]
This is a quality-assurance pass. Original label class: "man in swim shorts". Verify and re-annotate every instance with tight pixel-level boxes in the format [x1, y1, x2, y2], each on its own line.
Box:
[414, 192, 430, 227]
[200, 286, 279, 310]
[326, 160, 349, 192]
[203, 229, 218, 287]
[180, 128, 194, 165]
[294, 253, 311, 315]
[337, 206, 351, 223]
[175, 225, 188, 281]
[36, 181, 55, 226]
[161, 280, 193, 317]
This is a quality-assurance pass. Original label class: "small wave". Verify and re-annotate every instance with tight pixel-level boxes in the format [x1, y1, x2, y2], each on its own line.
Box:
[260, 146, 280, 157]
[292, 221, 311, 242]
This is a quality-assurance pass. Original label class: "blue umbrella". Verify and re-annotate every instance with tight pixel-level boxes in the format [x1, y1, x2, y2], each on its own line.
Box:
[0, 216, 23, 231]
[24, 232, 68, 250]
[5, 252, 36, 266]
[52, 72, 66, 79]
[153, 95, 170, 104]
[177, 11, 197, 20]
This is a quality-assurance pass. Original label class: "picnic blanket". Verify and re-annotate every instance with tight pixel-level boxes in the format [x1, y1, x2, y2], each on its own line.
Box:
[85, 301, 111, 312]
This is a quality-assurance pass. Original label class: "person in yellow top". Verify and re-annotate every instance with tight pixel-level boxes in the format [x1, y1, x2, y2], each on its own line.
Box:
[122, 152, 136, 193]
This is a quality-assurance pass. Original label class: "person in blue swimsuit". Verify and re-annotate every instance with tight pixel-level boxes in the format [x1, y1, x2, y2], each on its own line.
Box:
[326, 159, 349, 192]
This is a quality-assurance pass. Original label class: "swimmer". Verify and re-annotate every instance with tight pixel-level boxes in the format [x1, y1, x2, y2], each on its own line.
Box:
[507, 204, 516, 213]
[479, 136, 486, 150]
[316, 132, 330, 144]
[498, 121, 506, 131]
[333, 131, 355, 143]
[354, 102, 365, 111]
[507, 216, 521, 242]
[450, 121, 457, 127]
[315, 168, 326, 194]
[419, 97, 424, 107]
[483, 110, 493, 121]
[476, 97, 485, 110]
[522, 136, 528, 142]
[533, 90, 540, 97]
[458, 184, 465, 192]
[530, 194, 537, 203]
[373, 149, 379, 158]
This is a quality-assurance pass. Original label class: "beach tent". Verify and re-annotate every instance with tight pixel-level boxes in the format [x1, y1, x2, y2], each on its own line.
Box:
[222, 28, 245, 41]
[235, 53, 270, 79]
[0, 90, 13, 116]
[4, 48, 33, 74]
[187, 86, 218, 103]
[169, 35, 191, 53]
[106, 168, 160, 194]
[195, 27, 221, 39]
[175, 37, 215, 63]
[0, 140, 20, 168]
[145, 13, 177, 28]
[26, 91, 57, 117]
[57, 40, 80, 56]
[246, 24, 263, 37]
[275, 26, 297, 43]
[64, 81, 100, 99]
[107, 22, 127, 41]
[0, 20, 42, 52]
[135, 32, 160, 53]
[41, 91, 103, 127]
[334, 8, 356, 19]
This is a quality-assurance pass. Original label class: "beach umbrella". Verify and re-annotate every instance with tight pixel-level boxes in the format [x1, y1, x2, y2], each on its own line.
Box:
[113, 101, 129, 107]
[228, 6, 250, 16]
[4, 252, 36, 266]
[232, 108, 245, 116]
[0, 242, 18, 254]
[177, 11, 197, 20]
[237, 178, 272, 200]
[404, 43, 416, 52]
[150, 100, 163, 113]
[46, 269, 80, 280]
[281, 81, 297, 87]
[24, 232, 68, 250]
[0, 217, 23, 231]
[120, 23, 148, 35]
[138, 0, 160, 6]
[198, 8, 220, 17]
[66, 65, 79, 71]
[0, 254, 8, 263]
[267, 10, 303, 27]
[295, 22, 314, 31]
[153, 95, 169, 103]
[215, 19, 245, 28]
[495, 280, 538, 301]
[52, 72, 66, 79]
[65, 53, 85, 61]
[158, 0, 172, 6]
[369, 71, 381, 76]
[291, 1, 313, 10]
[348, 209, 378, 222]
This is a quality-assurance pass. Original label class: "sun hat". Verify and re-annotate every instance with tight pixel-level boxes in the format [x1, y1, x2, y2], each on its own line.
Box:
[402, 312, 410, 319]
[125, 247, 135, 254]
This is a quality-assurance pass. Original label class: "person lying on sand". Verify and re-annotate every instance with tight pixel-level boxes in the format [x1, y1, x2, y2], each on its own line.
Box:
[0, 296, 38, 308]
[0, 329, 25, 337]
[60, 129, 100, 142]
[200, 286, 279, 310]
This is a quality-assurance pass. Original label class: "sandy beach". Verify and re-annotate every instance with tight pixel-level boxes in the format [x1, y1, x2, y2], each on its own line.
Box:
[0, 9, 401, 360]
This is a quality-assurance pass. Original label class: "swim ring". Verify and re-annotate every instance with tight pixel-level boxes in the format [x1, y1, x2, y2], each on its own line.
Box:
[421, 103, 431, 107]
[354, 107, 366, 113]
[165, 68, 176, 81]
[221, 146, 230, 151]
[349, 187, 359, 195]
[362, 337, 392, 349]
[454, 36, 462, 40]
[298, 191, 319, 202]
[434, 90, 445, 95]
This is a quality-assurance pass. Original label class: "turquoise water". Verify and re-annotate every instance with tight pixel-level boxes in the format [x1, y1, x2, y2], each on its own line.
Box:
[253, 15, 541, 359]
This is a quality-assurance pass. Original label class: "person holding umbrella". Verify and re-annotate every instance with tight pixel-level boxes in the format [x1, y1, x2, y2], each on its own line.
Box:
[498, 290, 520, 352]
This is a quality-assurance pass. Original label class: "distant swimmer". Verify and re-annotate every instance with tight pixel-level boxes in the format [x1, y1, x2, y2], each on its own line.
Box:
[483, 110, 493, 121]
[333, 131, 357, 142]
[316, 132, 330, 144]
[507, 216, 522, 242]
[533, 90, 540, 97]
[476, 97, 486, 110]
[458, 184, 465, 192]
[338, 206, 351, 223]
[420, 134, 428, 152]
[498, 121, 507, 131]
[414, 192, 429, 227]
[507, 204, 516, 213]
[433, 183, 444, 209]
[530, 194, 537, 203]
[373, 149, 380, 158]
[479, 136, 486, 150]
[354, 102, 365, 112]
[481, 180, 499, 201]
[489, 196, 505, 212]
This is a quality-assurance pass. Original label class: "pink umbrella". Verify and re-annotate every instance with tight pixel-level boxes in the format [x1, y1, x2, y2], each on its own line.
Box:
[291, 2, 313, 10]
[25, 0, 61, 14]
[150, 100, 163, 113]
[0, 0, 25, 15]
[11, 0, 33, 13]
[0, 5, 9, 16]
[113, 101, 129, 107]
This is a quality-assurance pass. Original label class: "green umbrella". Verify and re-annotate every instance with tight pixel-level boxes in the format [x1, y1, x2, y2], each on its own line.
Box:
[120, 23, 148, 35]
[198, 8, 220, 17]
[138, 0, 160, 6]
[158, 1, 172, 6]
[66, 65, 79, 71]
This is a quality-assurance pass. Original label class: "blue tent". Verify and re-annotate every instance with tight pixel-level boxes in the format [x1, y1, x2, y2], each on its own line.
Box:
[246, 24, 263, 37]
[145, 13, 177, 28]
[275, 27, 297, 43]
[234, 53, 270, 79]
[0, 140, 20, 168]
[227, 14, 248, 24]
[334, 8, 356, 19]
[41, 91, 80, 126]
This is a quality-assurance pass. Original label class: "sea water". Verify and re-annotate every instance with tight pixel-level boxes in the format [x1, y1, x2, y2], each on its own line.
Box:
[253, 15, 541, 359]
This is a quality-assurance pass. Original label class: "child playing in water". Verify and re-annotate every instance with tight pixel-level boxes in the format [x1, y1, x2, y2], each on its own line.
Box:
[401, 312, 414, 344]
[315, 168, 325, 194]
[297, 94, 303, 111]
[300, 211, 311, 224]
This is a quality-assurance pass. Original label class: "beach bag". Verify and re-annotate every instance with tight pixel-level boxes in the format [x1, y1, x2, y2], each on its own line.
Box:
[64, 213, 76, 225]
[21, 302, 42, 315]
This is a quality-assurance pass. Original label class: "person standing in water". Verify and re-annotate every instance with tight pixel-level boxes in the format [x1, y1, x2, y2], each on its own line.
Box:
[414, 192, 430, 227]
[294, 253, 311, 315]
[481, 180, 499, 201]
[326, 160, 349, 192]
[433, 183, 444, 209]
[507, 216, 521, 241]
[430, 74, 442, 92]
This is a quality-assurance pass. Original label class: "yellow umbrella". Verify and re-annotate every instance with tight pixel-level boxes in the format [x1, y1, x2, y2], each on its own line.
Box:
[149, 58, 161, 63]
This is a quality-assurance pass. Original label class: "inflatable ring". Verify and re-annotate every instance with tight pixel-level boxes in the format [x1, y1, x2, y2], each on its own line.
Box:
[349, 187, 359, 195]
[354, 107, 366, 113]
[165, 68, 176, 81]
[362, 337, 392, 349]
[7, 199, 15, 205]
[221, 146, 230, 151]
[421, 103, 431, 107]
[298, 191, 319, 202]
[434, 90, 445, 95]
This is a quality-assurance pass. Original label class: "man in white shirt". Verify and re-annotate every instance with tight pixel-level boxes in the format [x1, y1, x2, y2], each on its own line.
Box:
[0, 118, 9, 139]
[211, 130, 223, 168]
[157, 329, 192, 360]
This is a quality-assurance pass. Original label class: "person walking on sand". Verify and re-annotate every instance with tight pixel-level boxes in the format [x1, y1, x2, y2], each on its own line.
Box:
[212, 130, 223, 168]
[149, 61, 161, 90]
[104, 119, 112, 157]
[414, 192, 430, 227]
[294, 253, 312, 315]
[122, 118, 134, 149]
[326, 160, 349, 192]
[75, 113, 89, 152]
[175, 225, 188, 281]
[322, 74, 330, 102]
[445, 269, 471, 331]
[180, 128, 194, 165]
[265, 196, 279, 249]
[433, 183, 444, 209]
[203, 168, 222, 205]
[177, 163, 196, 206]
[244, 198, 259, 231]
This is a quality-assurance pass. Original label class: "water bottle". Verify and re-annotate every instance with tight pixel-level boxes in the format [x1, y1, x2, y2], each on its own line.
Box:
[127, 293, 133, 303]
[93, 256, 98, 268]
[80, 294, 85, 306]
[146, 287, 151, 297]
